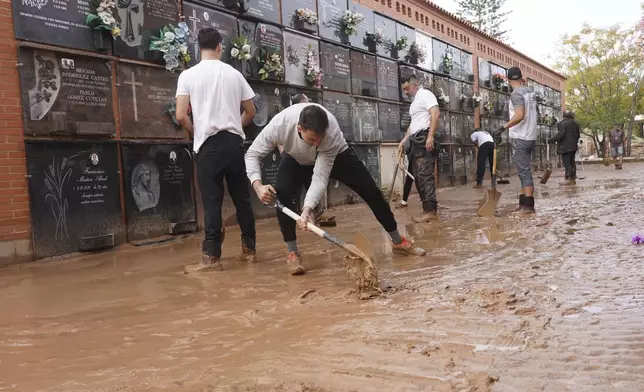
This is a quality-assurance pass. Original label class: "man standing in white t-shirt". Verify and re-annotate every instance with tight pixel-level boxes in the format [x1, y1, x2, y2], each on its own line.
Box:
[175, 27, 257, 273]
[499, 67, 538, 214]
[470, 129, 495, 188]
[399, 75, 440, 222]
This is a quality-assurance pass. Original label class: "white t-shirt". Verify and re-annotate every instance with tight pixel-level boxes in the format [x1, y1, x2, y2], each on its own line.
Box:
[408, 88, 439, 135]
[175, 60, 255, 153]
[471, 131, 494, 147]
[508, 85, 538, 141]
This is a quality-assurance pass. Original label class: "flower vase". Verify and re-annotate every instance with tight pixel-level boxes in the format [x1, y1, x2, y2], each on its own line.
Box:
[407, 53, 418, 65]
[93, 29, 112, 53]
[502, 86, 509, 93]
[468, 74, 474, 82]
[295, 20, 317, 34]
[222, 0, 246, 12]
[367, 41, 377, 53]
[484, 80, 491, 88]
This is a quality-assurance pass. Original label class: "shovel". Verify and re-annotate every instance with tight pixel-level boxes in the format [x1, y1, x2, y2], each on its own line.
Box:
[387, 149, 403, 202]
[269, 194, 379, 292]
[540, 137, 553, 184]
[477, 148, 502, 217]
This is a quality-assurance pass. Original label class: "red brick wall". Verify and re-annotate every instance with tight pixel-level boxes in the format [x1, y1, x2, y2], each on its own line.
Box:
[0, 0, 30, 246]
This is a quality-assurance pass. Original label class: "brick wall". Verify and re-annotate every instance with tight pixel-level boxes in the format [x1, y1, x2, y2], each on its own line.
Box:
[0, 0, 31, 264]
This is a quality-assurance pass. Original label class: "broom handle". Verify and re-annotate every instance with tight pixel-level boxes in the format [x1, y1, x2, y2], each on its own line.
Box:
[492, 148, 497, 190]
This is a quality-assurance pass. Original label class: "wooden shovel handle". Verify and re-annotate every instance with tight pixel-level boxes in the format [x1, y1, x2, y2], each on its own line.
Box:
[492, 148, 497, 175]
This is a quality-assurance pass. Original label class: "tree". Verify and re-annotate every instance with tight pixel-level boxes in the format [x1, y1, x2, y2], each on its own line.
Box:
[456, 0, 511, 41]
[553, 23, 644, 157]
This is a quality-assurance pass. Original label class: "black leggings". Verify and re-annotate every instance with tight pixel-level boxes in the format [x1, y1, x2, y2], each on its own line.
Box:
[275, 148, 397, 242]
[476, 141, 495, 185]
[402, 158, 413, 202]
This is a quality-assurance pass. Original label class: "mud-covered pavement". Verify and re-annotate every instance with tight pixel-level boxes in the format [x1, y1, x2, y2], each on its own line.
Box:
[1, 164, 644, 392]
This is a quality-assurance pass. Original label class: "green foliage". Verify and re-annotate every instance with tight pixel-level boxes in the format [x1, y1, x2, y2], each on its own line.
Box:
[456, 0, 511, 41]
[553, 23, 644, 155]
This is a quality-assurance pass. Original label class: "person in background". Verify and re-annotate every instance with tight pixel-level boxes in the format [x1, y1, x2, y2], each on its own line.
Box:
[470, 128, 495, 188]
[175, 27, 257, 273]
[398, 75, 440, 222]
[553, 109, 580, 185]
[500, 67, 538, 214]
[292, 93, 309, 104]
[246, 104, 426, 276]
[609, 123, 627, 169]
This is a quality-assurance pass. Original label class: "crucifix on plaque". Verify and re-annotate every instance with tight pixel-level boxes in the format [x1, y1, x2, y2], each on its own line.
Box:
[188, 9, 201, 61]
[321, 50, 334, 74]
[123, 72, 142, 122]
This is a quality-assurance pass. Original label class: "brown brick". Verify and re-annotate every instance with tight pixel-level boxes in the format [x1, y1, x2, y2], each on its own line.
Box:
[0, 232, 31, 241]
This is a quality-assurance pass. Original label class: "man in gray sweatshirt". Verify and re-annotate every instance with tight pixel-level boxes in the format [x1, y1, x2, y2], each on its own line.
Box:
[246, 103, 426, 275]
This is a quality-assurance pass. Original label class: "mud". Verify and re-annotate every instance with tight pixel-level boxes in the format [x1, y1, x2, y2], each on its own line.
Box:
[2, 164, 644, 391]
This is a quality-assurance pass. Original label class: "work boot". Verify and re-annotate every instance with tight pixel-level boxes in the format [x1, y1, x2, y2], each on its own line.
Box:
[286, 251, 305, 275]
[473, 183, 483, 189]
[515, 195, 536, 214]
[559, 179, 576, 186]
[392, 237, 427, 256]
[413, 210, 438, 223]
[237, 241, 257, 263]
[395, 200, 409, 209]
[185, 254, 223, 274]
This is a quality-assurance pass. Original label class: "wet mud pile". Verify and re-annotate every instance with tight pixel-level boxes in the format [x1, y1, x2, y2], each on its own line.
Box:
[1, 164, 644, 391]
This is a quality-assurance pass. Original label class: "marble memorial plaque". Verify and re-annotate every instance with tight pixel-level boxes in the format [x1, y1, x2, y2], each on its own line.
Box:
[347, 1, 373, 50]
[184, 3, 238, 65]
[244, 83, 288, 140]
[437, 113, 451, 144]
[113, 0, 180, 61]
[462, 51, 474, 82]
[244, 0, 281, 24]
[449, 79, 461, 112]
[252, 23, 285, 81]
[377, 57, 398, 101]
[395, 23, 414, 60]
[433, 39, 448, 74]
[453, 145, 466, 184]
[237, 19, 257, 76]
[461, 83, 474, 112]
[353, 144, 381, 187]
[318, 0, 348, 43]
[400, 105, 411, 134]
[319, 42, 351, 93]
[415, 30, 433, 70]
[281, 0, 318, 34]
[244, 146, 283, 214]
[122, 143, 196, 241]
[450, 113, 465, 144]
[450, 47, 462, 80]
[379, 103, 401, 142]
[18, 48, 115, 136]
[323, 91, 352, 140]
[117, 63, 181, 139]
[284, 32, 319, 87]
[418, 69, 433, 90]
[352, 98, 379, 142]
[26, 141, 125, 258]
[350, 51, 377, 97]
[13, 0, 95, 50]
[374, 14, 396, 58]
[479, 59, 491, 87]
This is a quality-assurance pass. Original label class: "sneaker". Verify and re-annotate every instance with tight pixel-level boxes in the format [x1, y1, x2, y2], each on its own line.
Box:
[238, 241, 257, 263]
[395, 201, 409, 209]
[412, 211, 438, 223]
[286, 252, 306, 275]
[392, 237, 427, 256]
[473, 183, 483, 189]
[185, 254, 224, 274]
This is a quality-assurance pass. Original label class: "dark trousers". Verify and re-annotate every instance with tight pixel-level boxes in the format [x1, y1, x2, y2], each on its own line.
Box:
[275, 148, 397, 242]
[410, 131, 437, 213]
[476, 141, 495, 185]
[402, 158, 413, 201]
[561, 151, 577, 180]
[196, 131, 256, 257]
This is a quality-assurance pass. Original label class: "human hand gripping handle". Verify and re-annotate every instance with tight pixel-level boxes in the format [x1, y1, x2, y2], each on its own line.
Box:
[253, 181, 276, 205]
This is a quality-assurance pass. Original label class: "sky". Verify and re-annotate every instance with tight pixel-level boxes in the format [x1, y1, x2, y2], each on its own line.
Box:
[430, 0, 642, 68]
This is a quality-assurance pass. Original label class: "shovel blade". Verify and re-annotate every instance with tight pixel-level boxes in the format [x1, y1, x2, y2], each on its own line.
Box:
[539, 168, 552, 184]
[353, 231, 376, 261]
[477, 189, 502, 217]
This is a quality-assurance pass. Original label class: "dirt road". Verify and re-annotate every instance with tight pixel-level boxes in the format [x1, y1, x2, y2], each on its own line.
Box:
[1, 164, 643, 391]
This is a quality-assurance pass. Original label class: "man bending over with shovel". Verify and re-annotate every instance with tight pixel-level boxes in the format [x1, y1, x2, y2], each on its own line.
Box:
[246, 103, 426, 276]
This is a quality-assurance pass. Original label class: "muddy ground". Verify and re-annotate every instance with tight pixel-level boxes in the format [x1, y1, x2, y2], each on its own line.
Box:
[1, 164, 644, 392]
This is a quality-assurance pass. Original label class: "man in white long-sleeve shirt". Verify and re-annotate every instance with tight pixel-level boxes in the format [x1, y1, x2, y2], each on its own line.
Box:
[246, 103, 426, 275]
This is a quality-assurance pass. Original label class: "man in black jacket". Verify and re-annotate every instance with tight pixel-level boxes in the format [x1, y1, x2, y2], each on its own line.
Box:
[554, 110, 581, 185]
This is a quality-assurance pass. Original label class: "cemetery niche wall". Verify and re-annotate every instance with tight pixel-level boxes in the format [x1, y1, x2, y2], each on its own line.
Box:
[184, 2, 238, 65]
[25, 141, 125, 259]
[18, 48, 115, 136]
[121, 142, 197, 241]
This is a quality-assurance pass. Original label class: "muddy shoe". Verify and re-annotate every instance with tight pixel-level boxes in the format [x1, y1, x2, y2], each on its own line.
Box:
[237, 242, 257, 264]
[185, 255, 223, 274]
[392, 237, 427, 256]
[473, 183, 483, 189]
[395, 201, 409, 209]
[286, 252, 306, 275]
[412, 211, 438, 223]
[559, 180, 576, 186]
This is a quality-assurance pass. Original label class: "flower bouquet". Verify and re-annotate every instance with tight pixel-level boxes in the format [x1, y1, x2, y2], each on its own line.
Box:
[294, 8, 318, 33]
[437, 88, 450, 106]
[365, 31, 385, 53]
[404, 41, 425, 65]
[483, 100, 494, 114]
[257, 49, 284, 81]
[230, 35, 252, 61]
[304, 45, 323, 88]
[395, 36, 408, 51]
[341, 10, 364, 37]
[442, 52, 453, 74]
[472, 92, 482, 106]
[85, 0, 120, 53]
[149, 22, 191, 72]
[492, 73, 505, 89]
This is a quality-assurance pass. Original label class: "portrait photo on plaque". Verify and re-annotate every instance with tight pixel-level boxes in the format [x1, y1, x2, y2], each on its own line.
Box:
[18, 48, 115, 136]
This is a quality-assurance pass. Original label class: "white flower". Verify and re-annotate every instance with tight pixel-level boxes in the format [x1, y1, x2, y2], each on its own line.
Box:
[242, 44, 250, 52]
[244, 53, 251, 60]
[164, 31, 175, 43]
[231, 48, 240, 58]
[179, 43, 188, 54]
